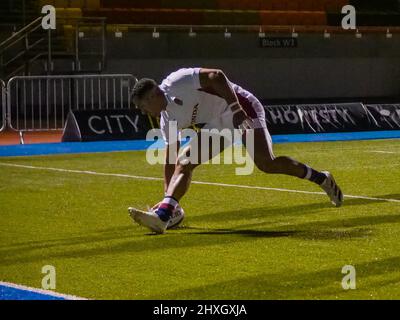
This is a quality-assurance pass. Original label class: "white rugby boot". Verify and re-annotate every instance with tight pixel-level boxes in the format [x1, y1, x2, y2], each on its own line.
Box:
[319, 171, 344, 207]
[128, 207, 169, 234]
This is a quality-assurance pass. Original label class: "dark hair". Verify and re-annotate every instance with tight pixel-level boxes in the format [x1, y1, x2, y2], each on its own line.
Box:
[131, 78, 158, 102]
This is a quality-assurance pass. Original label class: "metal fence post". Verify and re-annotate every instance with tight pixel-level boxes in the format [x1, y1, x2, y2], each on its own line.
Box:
[0, 79, 6, 132]
[7, 74, 138, 132]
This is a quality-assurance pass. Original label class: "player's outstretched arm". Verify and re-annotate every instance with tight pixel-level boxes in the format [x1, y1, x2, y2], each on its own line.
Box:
[151, 141, 180, 210]
[199, 68, 252, 129]
[199, 68, 239, 106]
[164, 140, 180, 194]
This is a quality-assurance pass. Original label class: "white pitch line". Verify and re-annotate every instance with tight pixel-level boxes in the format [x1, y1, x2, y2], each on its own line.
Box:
[0, 162, 163, 182]
[1, 162, 400, 204]
[368, 150, 399, 154]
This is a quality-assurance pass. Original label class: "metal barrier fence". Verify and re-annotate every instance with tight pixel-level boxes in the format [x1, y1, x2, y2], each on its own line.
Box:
[7, 74, 137, 132]
[0, 80, 5, 132]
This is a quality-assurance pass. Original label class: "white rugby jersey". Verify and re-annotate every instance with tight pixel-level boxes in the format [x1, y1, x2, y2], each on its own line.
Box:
[159, 67, 258, 144]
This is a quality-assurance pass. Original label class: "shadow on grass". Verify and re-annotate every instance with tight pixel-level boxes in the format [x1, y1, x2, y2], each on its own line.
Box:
[182, 227, 296, 238]
[0, 224, 296, 266]
[374, 194, 400, 200]
[1, 197, 380, 250]
[151, 256, 400, 299]
[190, 197, 390, 223]
[0, 225, 136, 251]
[0, 227, 376, 267]
[1, 196, 398, 266]
[182, 226, 372, 241]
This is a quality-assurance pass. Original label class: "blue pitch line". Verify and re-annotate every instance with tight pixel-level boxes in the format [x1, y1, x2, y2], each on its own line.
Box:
[272, 130, 400, 144]
[0, 282, 83, 300]
[0, 131, 399, 157]
[0, 139, 165, 157]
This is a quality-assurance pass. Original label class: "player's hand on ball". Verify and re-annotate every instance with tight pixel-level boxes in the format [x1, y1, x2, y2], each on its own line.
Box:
[233, 108, 253, 130]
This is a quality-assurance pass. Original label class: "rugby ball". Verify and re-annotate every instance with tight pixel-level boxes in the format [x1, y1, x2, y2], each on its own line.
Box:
[167, 205, 185, 229]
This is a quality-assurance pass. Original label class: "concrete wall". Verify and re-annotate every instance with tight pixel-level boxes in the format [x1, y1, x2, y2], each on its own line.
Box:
[103, 31, 400, 100]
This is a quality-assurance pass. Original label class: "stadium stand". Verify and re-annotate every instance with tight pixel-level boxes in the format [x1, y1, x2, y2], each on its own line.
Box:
[80, 0, 349, 26]
[0, 1, 106, 79]
[328, 0, 400, 26]
[1, 0, 399, 145]
[1, 0, 399, 80]
[0, 0, 38, 27]
[32, 0, 397, 28]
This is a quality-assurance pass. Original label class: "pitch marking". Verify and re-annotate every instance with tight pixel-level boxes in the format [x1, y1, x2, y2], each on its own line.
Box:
[1, 162, 399, 203]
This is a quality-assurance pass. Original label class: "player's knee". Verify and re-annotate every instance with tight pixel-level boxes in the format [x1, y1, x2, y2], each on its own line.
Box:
[175, 159, 197, 174]
[176, 146, 202, 173]
[255, 161, 275, 173]
[254, 156, 281, 173]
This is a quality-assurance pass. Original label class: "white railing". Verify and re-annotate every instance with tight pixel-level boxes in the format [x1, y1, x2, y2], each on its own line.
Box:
[7, 74, 137, 132]
[0, 80, 6, 132]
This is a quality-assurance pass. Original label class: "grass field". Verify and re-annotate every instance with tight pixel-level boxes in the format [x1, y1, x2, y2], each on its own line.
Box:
[1, 138, 400, 300]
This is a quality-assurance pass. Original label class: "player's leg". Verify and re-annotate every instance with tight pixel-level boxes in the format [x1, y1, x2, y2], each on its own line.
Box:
[165, 129, 232, 199]
[130, 130, 231, 233]
[243, 125, 343, 206]
[129, 139, 201, 233]
[164, 148, 198, 201]
[244, 125, 313, 178]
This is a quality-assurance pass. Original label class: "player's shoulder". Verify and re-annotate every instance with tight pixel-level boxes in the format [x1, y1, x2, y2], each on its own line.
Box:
[164, 67, 200, 83]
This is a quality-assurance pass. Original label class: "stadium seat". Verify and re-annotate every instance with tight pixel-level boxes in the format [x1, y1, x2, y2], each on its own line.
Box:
[216, 0, 235, 10]
[301, 0, 315, 11]
[311, 0, 325, 11]
[95, 0, 350, 14]
[286, 11, 304, 26]
[84, 8, 209, 25]
[233, 12, 260, 25]
[99, 0, 221, 10]
[215, 0, 261, 10]
[166, 10, 201, 25]
[259, 0, 272, 10]
[54, 0, 68, 7]
[203, 11, 231, 25]
[56, 8, 82, 24]
[260, 11, 281, 25]
[242, 0, 261, 11]
[85, 0, 100, 9]
[270, 0, 287, 11]
[312, 11, 328, 25]
[81, 0, 339, 27]
[286, 1, 300, 11]
[159, 0, 208, 10]
[259, 10, 327, 26]
[202, 10, 259, 25]
[100, 0, 161, 9]
[324, 0, 349, 12]
[89, 8, 330, 27]
[41, 0, 100, 9]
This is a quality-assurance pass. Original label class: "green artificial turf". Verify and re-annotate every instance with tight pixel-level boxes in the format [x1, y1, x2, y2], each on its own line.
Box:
[0, 139, 399, 299]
